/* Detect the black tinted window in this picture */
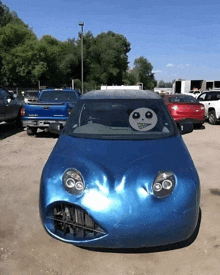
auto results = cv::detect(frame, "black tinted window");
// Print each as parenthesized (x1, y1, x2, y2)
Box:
(169, 95, 197, 103)
(40, 91, 78, 102)
(65, 99, 176, 140)
(0, 88, 10, 99)
(198, 93, 206, 101)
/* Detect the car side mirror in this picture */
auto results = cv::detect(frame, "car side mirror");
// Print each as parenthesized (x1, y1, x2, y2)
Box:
(177, 122, 193, 135)
(49, 123, 64, 135)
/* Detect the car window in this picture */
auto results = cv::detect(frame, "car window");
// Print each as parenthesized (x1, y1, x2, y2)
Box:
(39, 91, 78, 102)
(198, 93, 206, 101)
(65, 99, 176, 140)
(0, 87, 10, 99)
(206, 93, 213, 101)
(211, 92, 220, 100)
(169, 95, 198, 103)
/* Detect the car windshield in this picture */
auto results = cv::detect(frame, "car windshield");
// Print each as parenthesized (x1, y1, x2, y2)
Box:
(40, 91, 78, 102)
(64, 99, 176, 140)
(169, 95, 198, 103)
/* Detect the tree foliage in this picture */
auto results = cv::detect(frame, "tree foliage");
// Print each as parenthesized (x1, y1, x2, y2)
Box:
(89, 31, 130, 86)
(158, 80, 172, 88)
(0, 1, 157, 91)
(129, 56, 157, 90)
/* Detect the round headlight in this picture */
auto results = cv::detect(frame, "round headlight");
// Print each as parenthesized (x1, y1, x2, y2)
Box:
(153, 182, 162, 192)
(62, 168, 85, 195)
(162, 179, 173, 190)
(152, 171, 175, 198)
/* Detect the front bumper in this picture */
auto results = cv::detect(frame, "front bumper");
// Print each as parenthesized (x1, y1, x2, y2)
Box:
(22, 119, 67, 128)
(40, 181, 200, 248)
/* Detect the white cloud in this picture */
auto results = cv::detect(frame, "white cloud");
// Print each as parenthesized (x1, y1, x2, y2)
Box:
(166, 63, 174, 67)
(152, 70, 161, 73)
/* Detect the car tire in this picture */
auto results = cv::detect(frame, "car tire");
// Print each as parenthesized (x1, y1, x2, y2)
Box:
(27, 127, 37, 136)
(15, 111, 22, 128)
(208, 110, 217, 125)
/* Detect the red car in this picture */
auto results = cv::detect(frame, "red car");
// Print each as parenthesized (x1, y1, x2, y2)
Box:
(162, 94, 205, 127)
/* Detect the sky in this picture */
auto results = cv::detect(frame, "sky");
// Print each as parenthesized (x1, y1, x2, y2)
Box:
(2, 0, 220, 82)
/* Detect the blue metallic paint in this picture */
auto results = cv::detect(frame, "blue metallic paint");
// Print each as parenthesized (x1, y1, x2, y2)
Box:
(39, 134, 200, 248)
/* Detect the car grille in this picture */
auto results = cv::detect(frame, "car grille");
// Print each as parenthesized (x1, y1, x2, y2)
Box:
(46, 203, 106, 240)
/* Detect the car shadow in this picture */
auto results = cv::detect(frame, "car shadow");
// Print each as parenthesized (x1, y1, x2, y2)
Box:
(78, 209, 202, 254)
(0, 121, 23, 139)
(193, 124, 206, 130)
(35, 130, 59, 139)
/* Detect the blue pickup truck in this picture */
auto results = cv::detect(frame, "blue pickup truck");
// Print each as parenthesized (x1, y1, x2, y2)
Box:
(21, 88, 80, 135)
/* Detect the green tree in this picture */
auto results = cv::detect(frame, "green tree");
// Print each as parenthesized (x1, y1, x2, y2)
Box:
(59, 38, 80, 87)
(38, 35, 64, 87)
(0, 1, 158, 91)
(0, 21, 38, 86)
(157, 80, 172, 88)
(158, 80, 165, 88)
(131, 56, 157, 90)
(88, 31, 130, 85)
(0, 0, 12, 26)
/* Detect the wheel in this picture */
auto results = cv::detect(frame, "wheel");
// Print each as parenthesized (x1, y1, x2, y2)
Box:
(27, 127, 37, 135)
(15, 111, 22, 128)
(208, 110, 217, 125)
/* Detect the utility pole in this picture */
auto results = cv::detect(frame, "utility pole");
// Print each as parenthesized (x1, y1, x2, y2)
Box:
(79, 22, 84, 94)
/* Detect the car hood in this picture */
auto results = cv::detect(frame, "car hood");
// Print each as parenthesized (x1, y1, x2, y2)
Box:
(44, 134, 198, 191)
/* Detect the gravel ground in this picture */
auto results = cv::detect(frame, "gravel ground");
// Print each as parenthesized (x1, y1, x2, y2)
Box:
(1, 123, 220, 275)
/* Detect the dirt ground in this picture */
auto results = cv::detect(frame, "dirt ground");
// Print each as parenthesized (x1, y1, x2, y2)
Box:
(1, 123, 220, 275)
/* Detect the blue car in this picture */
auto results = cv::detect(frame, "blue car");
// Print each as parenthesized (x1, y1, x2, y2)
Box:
(39, 89, 201, 249)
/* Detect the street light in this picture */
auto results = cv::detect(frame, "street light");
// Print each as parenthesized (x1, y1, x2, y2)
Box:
(79, 22, 84, 94)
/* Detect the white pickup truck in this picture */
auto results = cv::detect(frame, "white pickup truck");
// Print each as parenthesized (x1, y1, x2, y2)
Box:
(197, 90, 220, 125)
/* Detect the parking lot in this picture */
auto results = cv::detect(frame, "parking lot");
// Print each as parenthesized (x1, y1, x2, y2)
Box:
(1, 123, 220, 275)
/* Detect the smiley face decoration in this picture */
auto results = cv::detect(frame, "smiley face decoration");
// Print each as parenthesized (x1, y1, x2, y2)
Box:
(129, 108, 158, 131)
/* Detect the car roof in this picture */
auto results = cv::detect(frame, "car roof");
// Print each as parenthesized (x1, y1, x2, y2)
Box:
(80, 89, 161, 100)
(165, 94, 194, 97)
(40, 88, 77, 92)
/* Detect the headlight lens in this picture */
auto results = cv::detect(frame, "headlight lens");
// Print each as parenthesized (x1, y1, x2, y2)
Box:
(152, 171, 175, 198)
(62, 168, 85, 195)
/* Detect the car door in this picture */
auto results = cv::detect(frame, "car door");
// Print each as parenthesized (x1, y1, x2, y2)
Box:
(198, 92, 209, 116)
(0, 87, 18, 120)
(0, 88, 6, 122)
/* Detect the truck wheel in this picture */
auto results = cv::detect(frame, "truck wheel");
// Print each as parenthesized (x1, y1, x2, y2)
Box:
(27, 127, 37, 136)
(208, 110, 217, 125)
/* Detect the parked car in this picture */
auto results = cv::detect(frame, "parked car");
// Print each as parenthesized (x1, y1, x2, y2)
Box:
(0, 85, 22, 124)
(39, 89, 201, 249)
(21, 88, 80, 135)
(162, 94, 205, 127)
(197, 90, 220, 125)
